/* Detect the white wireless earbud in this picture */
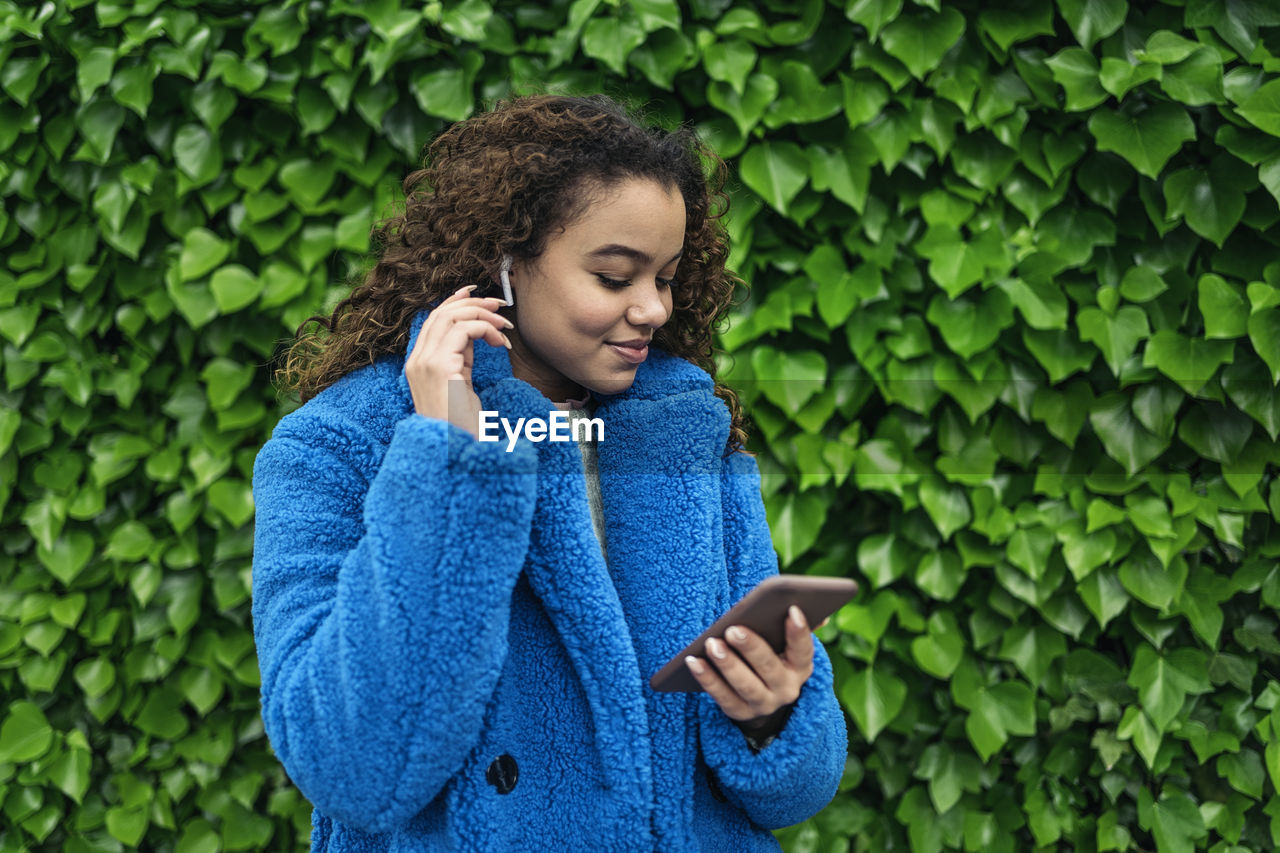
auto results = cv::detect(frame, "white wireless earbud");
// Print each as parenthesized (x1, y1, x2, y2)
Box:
(500, 255, 514, 307)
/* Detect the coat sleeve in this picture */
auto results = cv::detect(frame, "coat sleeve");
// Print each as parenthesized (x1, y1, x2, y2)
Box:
(251, 405, 538, 834)
(695, 450, 848, 830)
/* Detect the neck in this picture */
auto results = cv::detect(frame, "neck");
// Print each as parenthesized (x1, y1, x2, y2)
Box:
(506, 331, 587, 403)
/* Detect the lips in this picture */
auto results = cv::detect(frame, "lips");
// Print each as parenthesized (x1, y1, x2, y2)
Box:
(606, 339, 650, 365)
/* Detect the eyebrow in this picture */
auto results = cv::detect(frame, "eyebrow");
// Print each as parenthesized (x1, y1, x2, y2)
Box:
(586, 244, 683, 266)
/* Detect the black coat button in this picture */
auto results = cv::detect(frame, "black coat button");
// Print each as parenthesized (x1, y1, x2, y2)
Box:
(486, 754, 518, 794)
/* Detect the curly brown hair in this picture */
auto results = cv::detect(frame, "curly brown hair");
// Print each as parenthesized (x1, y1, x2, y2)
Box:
(275, 93, 749, 451)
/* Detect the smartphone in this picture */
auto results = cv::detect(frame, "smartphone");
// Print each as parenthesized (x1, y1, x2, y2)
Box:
(648, 575, 859, 693)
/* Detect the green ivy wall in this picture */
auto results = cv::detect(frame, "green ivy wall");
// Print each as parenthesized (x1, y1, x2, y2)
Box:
(2, 0, 1279, 850)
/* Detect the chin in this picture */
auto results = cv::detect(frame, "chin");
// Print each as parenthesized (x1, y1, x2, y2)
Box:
(582, 371, 639, 396)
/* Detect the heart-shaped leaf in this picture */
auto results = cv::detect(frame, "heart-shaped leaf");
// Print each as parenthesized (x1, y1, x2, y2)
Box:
(1087, 103, 1195, 179)
(1142, 330, 1235, 394)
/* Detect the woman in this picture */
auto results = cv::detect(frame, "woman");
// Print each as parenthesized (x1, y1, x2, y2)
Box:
(252, 94, 846, 851)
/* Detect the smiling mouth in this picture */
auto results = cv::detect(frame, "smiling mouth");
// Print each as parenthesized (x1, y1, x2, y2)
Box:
(606, 340, 649, 364)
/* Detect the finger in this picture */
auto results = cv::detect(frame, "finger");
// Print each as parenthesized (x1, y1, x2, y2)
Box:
(416, 297, 509, 355)
(704, 637, 771, 711)
(723, 625, 787, 690)
(783, 605, 815, 669)
(442, 320, 511, 355)
(684, 655, 753, 720)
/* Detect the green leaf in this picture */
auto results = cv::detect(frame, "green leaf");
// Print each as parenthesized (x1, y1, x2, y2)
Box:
(1120, 266, 1168, 303)
(105, 520, 155, 561)
(703, 38, 756, 94)
(1198, 274, 1249, 338)
(1248, 306, 1280, 384)
(1119, 549, 1187, 612)
(44, 743, 91, 804)
(1117, 706, 1162, 769)
(998, 622, 1066, 685)
(1087, 103, 1195, 179)
(37, 529, 95, 586)
(1090, 393, 1169, 475)
(1237, 79, 1280, 137)
(1078, 567, 1129, 628)
(1222, 356, 1280, 440)
(767, 489, 826, 566)
(1077, 305, 1151, 376)
(106, 805, 149, 847)
(1142, 330, 1235, 394)
(1127, 644, 1209, 732)
(880, 8, 965, 80)
(1037, 204, 1115, 266)
(0, 700, 53, 765)
(952, 661, 1036, 760)
(918, 478, 972, 540)
(915, 550, 966, 601)
(200, 358, 255, 411)
(75, 97, 126, 162)
(1098, 57, 1161, 100)
(911, 611, 965, 678)
(1136, 30, 1200, 65)
(1045, 48, 1107, 111)
(74, 657, 116, 698)
(210, 265, 263, 314)
(77, 46, 116, 101)
(839, 664, 907, 741)
(1178, 404, 1254, 464)
(926, 290, 1014, 359)
(1056, 0, 1127, 49)
(707, 73, 777, 137)
(410, 66, 476, 122)
(178, 228, 230, 282)
(581, 16, 647, 75)
(177, 818, 221, 853)
(172, 124, 222, 186)
(857, 532, 914, 588)
(1160, 47, 1224, 106)
(845, 0, 904, 40)
(979, 3, 1055, 51)
(1006, 525, 1054, 581)
(1137, 788, 1207, 853)
(1217, 749, 1264, 800)
(1031, 381, 1091, 447)
(1163, 158, 1249, 247)
(1023, 328, 1095, 383)
(739, 141, 809, 215)
(278, 157, 338, 210)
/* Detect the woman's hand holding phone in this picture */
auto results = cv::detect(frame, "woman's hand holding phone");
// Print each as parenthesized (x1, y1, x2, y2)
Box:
(684, 605, 816, 731)
(405, 285, 512, 438)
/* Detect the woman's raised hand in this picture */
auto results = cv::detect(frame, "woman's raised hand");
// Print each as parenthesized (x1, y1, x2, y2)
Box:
(405, 285, 512, 438)
(684, 605, 817, 735)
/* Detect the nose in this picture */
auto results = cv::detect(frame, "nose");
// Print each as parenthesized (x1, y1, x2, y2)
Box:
(625, 279, 672, 329)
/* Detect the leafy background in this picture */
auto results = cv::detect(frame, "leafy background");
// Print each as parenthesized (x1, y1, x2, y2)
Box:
(3, 0, 1280, 850)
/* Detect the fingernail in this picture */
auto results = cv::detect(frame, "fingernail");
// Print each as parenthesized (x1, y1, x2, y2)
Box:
(727, 626, 746, 643)
(457, 285, 476, 294)
(708, 639, 727, 660)
(789, 605, 805, 628)
(685, 656, 704, 675)
(503, 318, 514, 329)
(503, 334, 512, 350)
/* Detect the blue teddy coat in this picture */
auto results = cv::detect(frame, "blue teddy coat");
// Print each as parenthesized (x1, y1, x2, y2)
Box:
(250, 308, 848, 851)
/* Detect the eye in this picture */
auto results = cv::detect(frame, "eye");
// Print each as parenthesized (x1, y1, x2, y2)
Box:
(595, 274, 630, 289)
(656, 276, 678, 289)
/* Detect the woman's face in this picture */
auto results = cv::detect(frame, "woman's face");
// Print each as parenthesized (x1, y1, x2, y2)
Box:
(506, 177, 686, 400)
